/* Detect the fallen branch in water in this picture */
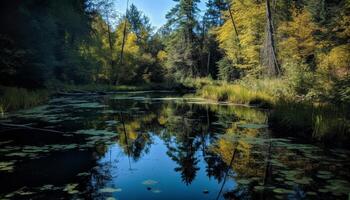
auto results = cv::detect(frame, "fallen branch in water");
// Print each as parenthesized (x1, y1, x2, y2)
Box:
(0, 123, 66, 134)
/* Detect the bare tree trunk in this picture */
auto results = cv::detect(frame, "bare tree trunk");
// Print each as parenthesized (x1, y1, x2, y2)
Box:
(207, 51, 211, 76)
(106, 15, 115, 84)
(228, 4, 240, 44)
(228, 1, 242, 64)
(263, 0, 281, 76)
(118, 0, 130, 84)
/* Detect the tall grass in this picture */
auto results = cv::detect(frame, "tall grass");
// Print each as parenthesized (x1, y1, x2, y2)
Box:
(181, 77, 219, 89)
(198, 84, 275, 106)
(238, 77, 296, 99)
(0, 86, 49, 113)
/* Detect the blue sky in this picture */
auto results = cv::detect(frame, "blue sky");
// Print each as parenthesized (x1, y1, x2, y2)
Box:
(115, 0, 207, 29)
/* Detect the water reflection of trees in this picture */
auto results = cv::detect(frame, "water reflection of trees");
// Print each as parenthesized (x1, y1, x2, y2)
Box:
(109, 99, 270, 190)
(81, 97, 350, 199)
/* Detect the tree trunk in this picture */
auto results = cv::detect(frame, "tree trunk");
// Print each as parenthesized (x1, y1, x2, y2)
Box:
(227, 1, 242, 64)
(106, 16, 115, 84)
(118, 0, 130, 84)
(264, 0, 281, 76)
(228, 4, 240, 44)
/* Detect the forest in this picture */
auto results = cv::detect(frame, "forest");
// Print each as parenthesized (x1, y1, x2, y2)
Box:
(0, 0, 349, 199)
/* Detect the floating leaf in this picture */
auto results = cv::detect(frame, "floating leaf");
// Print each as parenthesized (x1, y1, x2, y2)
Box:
(64, 183, 79, 194)
(77, 172, 90, 177)
(254, 186, 265, 191)
(273, 188, 294, 194)
(142, 179, 158, 185)
(152, 189, 162, 194)
(237, 124, 268, 129)
(236, 179, 251, 185)
(306, 192, 317, 196)
(0, 161, 15, 172)
(295, 177, 313, 185)
(99, 187, 122, 193)
(39, 185, 54, 191)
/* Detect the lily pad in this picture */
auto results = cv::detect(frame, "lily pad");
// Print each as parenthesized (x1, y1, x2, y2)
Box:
(254, 186, 265, 191)
(99, 187, 122, 193)
(152, 189, 162, 194)
(0, 161, 15, 172)
(237, 124, 268, 129)
(273, 188, 294, 194)
(64, 183, 79, 194)
(236, 179, 251, 185)
(306, 192, 317, 196)
(142, 179, 158, 185)
(39, 185, 55, 191)
(77, 172, 90, 177)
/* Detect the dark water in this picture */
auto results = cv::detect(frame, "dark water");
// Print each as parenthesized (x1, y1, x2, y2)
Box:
(0, 92, 349, 200)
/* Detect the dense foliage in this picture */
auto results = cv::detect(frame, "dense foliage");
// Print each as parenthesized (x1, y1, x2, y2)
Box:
(0, 0, 349, 104)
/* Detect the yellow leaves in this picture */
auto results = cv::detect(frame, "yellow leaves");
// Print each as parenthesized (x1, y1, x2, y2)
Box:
(157, 50, 167, 62)
(216, 0, 265, 69)
(124, 33, 140, 55)
(318, 44, 350, 77)
(278, 8, 318, 64)
(334, 14, 350, 39)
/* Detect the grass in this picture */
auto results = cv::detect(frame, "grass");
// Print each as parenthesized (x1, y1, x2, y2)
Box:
(181, 77, 219, 89)
(0, 86, 49, 113)
(237, 77, 295, 99)
(197, 84, 275, 106)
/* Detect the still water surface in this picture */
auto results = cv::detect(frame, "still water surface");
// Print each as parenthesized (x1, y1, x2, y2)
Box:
(0, 92, 349, 199)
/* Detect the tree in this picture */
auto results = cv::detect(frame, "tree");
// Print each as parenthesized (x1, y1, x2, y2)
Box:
(164, 0, 201, 78)
(205, 0, 228, 27)
(199, 0, 228, 78)
(216, 0, 265, 77)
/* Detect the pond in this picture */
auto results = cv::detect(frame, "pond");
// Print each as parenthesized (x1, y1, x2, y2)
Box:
(0, 92, 349, 200)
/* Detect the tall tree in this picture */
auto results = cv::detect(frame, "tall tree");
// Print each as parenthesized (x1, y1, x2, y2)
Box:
(164, 0, 201, 78)
(200, 0, 228, 77)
